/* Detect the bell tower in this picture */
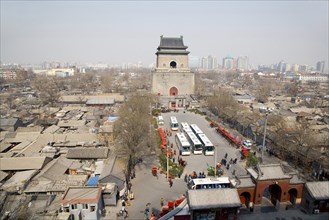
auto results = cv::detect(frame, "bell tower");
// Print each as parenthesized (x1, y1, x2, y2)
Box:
(152, 35, 195, 98)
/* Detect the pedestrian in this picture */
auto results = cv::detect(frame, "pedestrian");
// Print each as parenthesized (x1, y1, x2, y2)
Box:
(230, 158, 233, 164)
(169, 180, 173, 187)
(160, 198, 164, 206)
(184, 174, 188, 182)
(174, 149, 176, 155)
(122, 206, 129, 218)
(178, 171, 181, 178)
(150, 212, 156, 220)
(122, 199, 126, 207)
(226, 164, 230, 170)
(173, 157, 175, 163)
(224, 153, 228, 159)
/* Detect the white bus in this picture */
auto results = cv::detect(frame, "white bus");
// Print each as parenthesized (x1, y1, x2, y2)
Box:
(185, 131, 203, 155)
(190, 124, 203, 135)
(175, 132, 191, 156)
(180, 122, 192, 133)
(198, 133, 215, 156)
(157, 115, 164, 125)
(188, 177, 231, 190)
(170, 116, 179, 131)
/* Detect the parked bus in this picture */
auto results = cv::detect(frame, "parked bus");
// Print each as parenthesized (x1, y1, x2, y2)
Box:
(185, 131, 203, 155)
(175, 132, 191, 156)
(180, 122, 192, 133)
(170, 116, 179, 131)
(190, 124, 203, 135)
(197, 133, 215, 156)
(157, 115, 164, 125)
(188, 177, 231, 190)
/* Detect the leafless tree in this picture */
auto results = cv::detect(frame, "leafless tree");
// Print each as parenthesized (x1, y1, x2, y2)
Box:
(113, 93, 156, 182)
(255, 79, 272, 103)
(32, 75, 60, 106)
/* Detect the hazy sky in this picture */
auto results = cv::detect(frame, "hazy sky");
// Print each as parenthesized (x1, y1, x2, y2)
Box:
(1, 1, 328, 67)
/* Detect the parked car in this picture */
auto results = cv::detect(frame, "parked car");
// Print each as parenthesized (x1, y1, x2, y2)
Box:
(242, 140, 252, 150)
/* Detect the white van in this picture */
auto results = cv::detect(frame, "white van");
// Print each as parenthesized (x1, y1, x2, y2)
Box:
(157, 115, 164, 125)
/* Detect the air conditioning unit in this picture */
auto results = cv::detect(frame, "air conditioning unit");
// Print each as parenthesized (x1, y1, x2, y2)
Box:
(313, 209, 320, 214)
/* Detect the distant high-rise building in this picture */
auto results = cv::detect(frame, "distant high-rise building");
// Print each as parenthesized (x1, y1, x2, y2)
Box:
(299, 64, 309, 72)
(237, 56, 249, 70)
(316, 61, 325, 73)
(200, 57, 207, 69)
(277, 60, 286, 73)
(292, 64, 299, 72)
(207, 55, 213, 70)
(284, 63, 291, 72)
(222, 55, 234, 70)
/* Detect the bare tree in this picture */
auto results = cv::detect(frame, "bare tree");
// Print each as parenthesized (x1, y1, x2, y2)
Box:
(113, 93, 155, 183)
(32, 75, 60, 106)
(255, 79, 272, 103)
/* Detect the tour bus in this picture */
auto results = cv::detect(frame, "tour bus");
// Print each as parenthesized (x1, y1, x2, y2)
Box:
(188, 177, 231, 190)
(157, 115, 164, 125)
(185, 131, 203, 155)
(197, 133, 215, 156)
(180, 122, 192, 133)
(175, 132, 191, 156)
(190, 124, 203, 135)
(170, 116, 179, 131)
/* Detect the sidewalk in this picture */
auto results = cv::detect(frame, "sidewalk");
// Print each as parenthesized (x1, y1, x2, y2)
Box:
(125, 154, 188, 220)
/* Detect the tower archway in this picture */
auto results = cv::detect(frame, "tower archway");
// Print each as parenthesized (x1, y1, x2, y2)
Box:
(170, 61, 177, 68)
(240, 192, 251, 207)
(263, 184, 282, 206)
(288, 188, 297, 205)
(169, 87, 178, 96)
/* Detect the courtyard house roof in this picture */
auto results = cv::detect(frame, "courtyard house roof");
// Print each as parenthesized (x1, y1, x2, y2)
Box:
(66, 147, 109, 159)
(187, 189, 241, 210)
(305, 181, 329, 200)
(247, 164, 291, 181)
(0, 156, 50, 171)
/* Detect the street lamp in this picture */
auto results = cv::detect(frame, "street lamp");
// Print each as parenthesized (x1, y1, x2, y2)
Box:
(261, 108, 271, 163)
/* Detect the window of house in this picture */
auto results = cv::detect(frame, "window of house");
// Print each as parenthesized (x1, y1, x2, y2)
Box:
(90, 206, 96, 212)
(71, 204, 77, 210)
(82, 204, 88, 209)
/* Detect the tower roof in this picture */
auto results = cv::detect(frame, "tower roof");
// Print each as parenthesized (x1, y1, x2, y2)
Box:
(158, 35, 188, 49)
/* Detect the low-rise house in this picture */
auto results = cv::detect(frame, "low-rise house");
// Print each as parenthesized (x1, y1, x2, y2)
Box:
(66, 147, 109, 160)
(187, 189, 242, 220)
(0, 118, 23, 132)
(60, 186, 105, 220)
(1, 170, 38, 194)
(0, 156, 51, 171)
(301, 181, 329, 213)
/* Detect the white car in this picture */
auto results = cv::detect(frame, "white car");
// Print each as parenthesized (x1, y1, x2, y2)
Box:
(242, 140, 252, 150)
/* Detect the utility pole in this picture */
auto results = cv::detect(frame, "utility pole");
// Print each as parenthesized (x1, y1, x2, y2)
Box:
(261, 110, 269, 163)
(167, 145, 169, 181)
(214, 145, 217, 176)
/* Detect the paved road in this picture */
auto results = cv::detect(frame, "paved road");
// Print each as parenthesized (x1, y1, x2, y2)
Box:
(114, 110, 304, 220)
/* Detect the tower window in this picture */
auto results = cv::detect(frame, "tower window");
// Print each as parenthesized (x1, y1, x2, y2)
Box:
(170, 61, 177, 68)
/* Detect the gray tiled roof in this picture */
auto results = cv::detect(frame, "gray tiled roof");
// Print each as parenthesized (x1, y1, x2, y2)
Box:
(187, 188, 241, 210)
(236, 175, 255, 188)
(247, 164, 291, 181)
(66, 147, 109, 159)
(158, 36, 188, 49)
(0, 156, 50, 171)
(305, 181, 329, 200)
